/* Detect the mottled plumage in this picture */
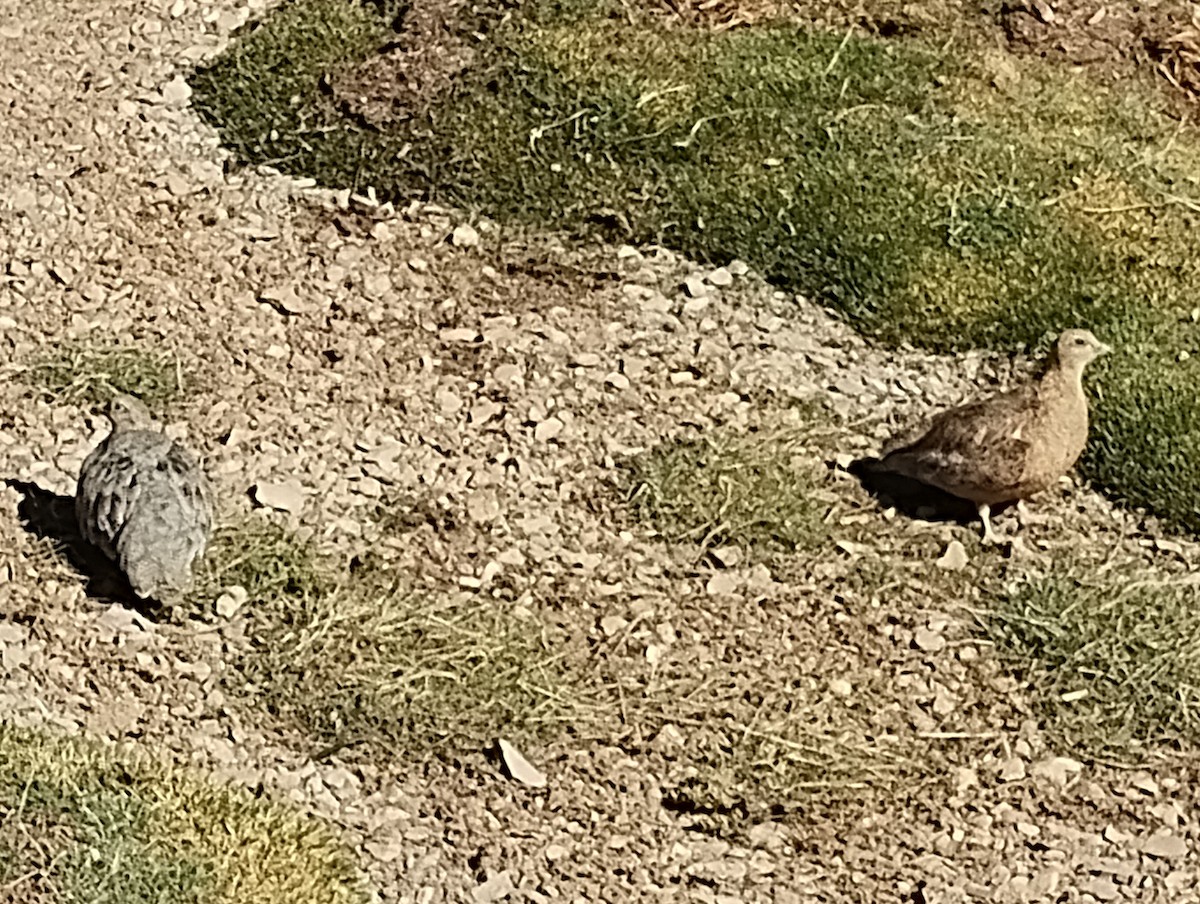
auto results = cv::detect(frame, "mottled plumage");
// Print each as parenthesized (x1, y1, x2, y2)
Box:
(867, 329, 1110, 542)
(75, 394, 213, 600)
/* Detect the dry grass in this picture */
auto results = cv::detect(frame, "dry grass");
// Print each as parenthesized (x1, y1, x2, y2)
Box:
(193, 519, 600, 754)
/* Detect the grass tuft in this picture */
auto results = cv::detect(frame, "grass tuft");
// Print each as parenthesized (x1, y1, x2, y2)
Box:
(625, 426, 827, 550)
(0, 724, 363, 904)
(987, 575, 1200, 754)
(23, 345, 185, 412)
(193, 519, 592, 754)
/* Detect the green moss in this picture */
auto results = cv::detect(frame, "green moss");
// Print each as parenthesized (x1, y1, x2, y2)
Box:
(625, 426, 827, 550)
(988, 575, 1200, 754)
(24, 345, 185, 411)
(191, 0, 1200, 533)
(0, 725, 363, 904)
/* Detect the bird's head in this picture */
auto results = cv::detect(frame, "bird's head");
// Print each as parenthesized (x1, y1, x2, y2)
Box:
(106, 393, 155, 432)
(1053, 328, 1111, 371)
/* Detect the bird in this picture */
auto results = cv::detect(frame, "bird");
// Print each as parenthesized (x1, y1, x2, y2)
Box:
(75, 393, 214, 601)
(861, 328, 1110, 543)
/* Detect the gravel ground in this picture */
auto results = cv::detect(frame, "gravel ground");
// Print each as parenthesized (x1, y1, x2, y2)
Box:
(2, 1, 1200, 902)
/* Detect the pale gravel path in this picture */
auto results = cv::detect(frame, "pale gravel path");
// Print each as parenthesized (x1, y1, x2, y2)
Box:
(2, 2, 1200, 902)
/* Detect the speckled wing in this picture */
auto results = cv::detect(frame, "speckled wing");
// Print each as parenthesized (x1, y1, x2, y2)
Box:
(76, 430, 213, 596)
(878, 387, 1040, 501)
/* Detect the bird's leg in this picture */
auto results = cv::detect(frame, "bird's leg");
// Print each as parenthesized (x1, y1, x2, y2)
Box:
(978, 503, 998, 546)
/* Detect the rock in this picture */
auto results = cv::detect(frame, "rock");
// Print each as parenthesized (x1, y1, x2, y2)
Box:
(534, 417, 564, 442)
(451, 223, 480, 247)
(215, 585, 248, 618)
(1142, 833, 1187, 860)
(1080, 878, 1119, 901)
(683, 276, 708, 298)
(159, 76, 192, 105)
(1031, 756, 1083, 788)
(707, 267, 733, 287)
(498, 740, 546, 788)
(472, 870, 516, 904)
(914, 627, 946, 653)
(251, 480, 306, 513)
(935, 540, 969, 571)
(600, 615, 628, 637)
(709, 546, 742, 568)
(706, 572, 740, 595)
(998, 756, 1027, 782)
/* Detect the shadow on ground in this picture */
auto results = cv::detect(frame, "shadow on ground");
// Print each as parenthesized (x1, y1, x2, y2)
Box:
(4, 477, 151, 612)
(847, 457, 1010, 529)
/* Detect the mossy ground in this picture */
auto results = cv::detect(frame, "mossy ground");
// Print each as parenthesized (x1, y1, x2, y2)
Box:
(0, 725, 363, 904)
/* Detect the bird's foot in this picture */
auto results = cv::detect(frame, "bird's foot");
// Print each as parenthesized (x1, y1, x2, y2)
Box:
(978, 504, 1001, 546)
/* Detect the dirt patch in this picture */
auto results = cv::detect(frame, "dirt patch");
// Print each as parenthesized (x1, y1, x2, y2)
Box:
(324, 0, 476, 128)
(997, 1, 1200, 102)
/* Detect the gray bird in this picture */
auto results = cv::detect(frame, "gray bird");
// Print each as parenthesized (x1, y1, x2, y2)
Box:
(864, 329, 1110, 543)
(75, 394, 214, 600)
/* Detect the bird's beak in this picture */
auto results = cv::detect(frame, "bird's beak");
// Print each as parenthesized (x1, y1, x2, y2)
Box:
(1097, 342, 1112, 356)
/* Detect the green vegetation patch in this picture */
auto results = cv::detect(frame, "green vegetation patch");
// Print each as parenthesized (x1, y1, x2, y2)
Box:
(191, 0, 1200, 534)
(24, 345, 185, 412)
(194, 520, 592, 754)
(0, 724, 362, 904)
(625, 426, 828, 550)
(987, 575, 1200, 755)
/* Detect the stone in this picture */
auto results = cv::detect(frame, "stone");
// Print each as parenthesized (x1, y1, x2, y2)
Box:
(251, 480, 306, 512)
(451, 223, 480, 247)
(935, 540, 969, 571)
(499, 740, 546, 788)
(707, 267, 733, 287)
(1142, 833, 1187, 860)
(997, 756, 1027, 782)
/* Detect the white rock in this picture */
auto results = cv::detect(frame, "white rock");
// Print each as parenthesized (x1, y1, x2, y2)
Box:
(914, 626, 946, 652)
(473, 871, 516, 904)
(997, 756, 1027, 782)
(936, 540, 969, 571)
(498, 740, 546, 788)
(1031, 756, 1083, 787)
(215, 585, 248, 618)
(707, 267, 734, 287)
(600, 615, 628, 637)
(251, 480, 306, 512)
(159, 76, 192, 105)
(534, 418, 564, 442)
(706, 572, 739, 595)
(451, 223, 480, 247)
(1142, 832, 1188, 860)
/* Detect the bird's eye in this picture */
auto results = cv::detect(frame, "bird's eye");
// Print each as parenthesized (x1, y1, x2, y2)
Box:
(1074, 337, 1086, 345)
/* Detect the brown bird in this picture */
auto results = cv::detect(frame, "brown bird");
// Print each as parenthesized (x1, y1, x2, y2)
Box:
(864, 329, 1110, 543)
